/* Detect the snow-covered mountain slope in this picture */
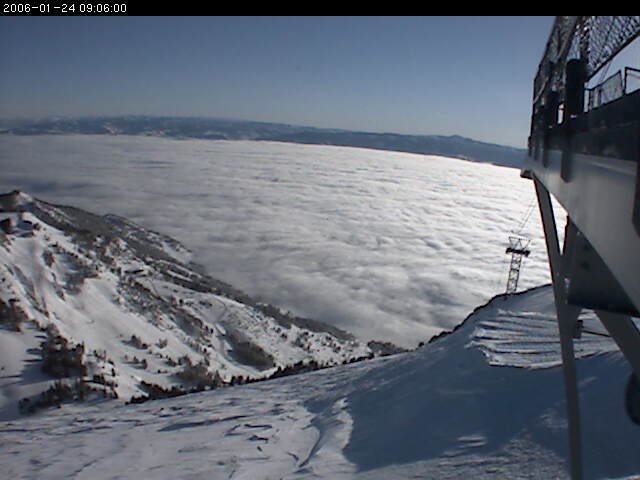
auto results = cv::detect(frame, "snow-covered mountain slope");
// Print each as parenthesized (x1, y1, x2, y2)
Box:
(2, 285, 638, 479)
(0, 191, 375, 418)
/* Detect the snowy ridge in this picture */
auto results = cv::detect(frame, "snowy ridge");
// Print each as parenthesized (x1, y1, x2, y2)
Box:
(1, 284, 638, 479)
(0, 191, 373, 418)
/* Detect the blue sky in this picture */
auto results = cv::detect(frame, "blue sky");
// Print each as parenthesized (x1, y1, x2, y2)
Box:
(0, 16, 554, 147)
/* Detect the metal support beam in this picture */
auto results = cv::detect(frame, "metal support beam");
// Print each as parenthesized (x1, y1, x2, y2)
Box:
(534, 177, 584, 480)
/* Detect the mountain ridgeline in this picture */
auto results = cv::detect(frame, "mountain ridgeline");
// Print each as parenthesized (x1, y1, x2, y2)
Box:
(0, 116, 526, 168)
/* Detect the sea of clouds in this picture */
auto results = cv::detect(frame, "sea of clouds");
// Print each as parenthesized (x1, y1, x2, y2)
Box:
(0, 135, 557, 347)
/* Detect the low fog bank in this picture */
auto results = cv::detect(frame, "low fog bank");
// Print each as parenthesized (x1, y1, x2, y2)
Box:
(0, 135, 550, 347)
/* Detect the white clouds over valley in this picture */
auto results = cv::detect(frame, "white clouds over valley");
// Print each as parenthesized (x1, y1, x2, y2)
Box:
(0, 135, 555, 347)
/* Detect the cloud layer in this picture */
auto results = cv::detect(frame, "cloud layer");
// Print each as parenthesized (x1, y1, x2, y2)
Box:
(0, 135, 555, 347)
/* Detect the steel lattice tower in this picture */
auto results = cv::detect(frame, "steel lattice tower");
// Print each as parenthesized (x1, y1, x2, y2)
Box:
(505, 235, 531, 294)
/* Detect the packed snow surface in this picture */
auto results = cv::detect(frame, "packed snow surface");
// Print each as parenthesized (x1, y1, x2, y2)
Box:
(0, 135, 558, 347)
(2, 286, 638, 479)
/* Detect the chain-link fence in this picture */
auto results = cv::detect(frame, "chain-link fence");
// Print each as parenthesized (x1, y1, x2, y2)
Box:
(533, 16, 640, 112)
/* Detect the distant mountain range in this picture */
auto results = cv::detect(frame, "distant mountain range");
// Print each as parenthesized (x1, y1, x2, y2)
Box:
(0, 116, 526, 168)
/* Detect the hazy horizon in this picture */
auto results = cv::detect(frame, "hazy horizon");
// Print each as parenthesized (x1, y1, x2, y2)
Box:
(0, 16, 555, 148)
(0, 114, 530, 151)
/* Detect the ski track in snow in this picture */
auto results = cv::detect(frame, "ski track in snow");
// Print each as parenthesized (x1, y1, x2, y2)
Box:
(1, 285, 639, 479)
(0, 135, 563, 348)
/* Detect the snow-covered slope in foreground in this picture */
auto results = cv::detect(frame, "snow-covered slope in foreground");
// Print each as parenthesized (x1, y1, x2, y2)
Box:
(2, 285, 638, 479)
